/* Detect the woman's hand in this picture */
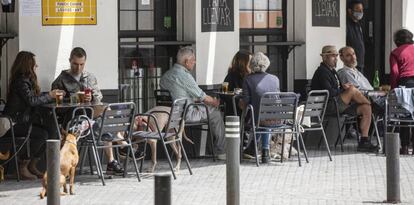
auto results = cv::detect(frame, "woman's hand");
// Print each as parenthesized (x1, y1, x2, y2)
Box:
(49, 89, 65, 98)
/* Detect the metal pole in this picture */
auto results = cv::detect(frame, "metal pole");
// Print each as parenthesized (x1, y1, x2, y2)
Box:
(154, 174, 171, 205)
(385, 132, 401, 203)
(47, 139, 60, 205)
(226, 116, 240, 205)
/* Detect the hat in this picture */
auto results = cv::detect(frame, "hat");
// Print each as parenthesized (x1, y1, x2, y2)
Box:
(320, 45, 338, 56)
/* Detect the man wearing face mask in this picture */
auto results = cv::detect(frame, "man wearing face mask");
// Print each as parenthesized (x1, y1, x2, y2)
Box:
(346, 0, 365, 73)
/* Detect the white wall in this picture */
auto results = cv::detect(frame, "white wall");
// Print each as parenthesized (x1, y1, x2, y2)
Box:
(193, 0, 239, 85)
(290, 0, 346, 80)
(18, 1, 118, 91)
(403, 0, 414, 34)
(305, 0, 346, 79)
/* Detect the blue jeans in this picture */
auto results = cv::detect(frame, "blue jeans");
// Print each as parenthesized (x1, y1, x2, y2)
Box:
(256, 128, 271, 150)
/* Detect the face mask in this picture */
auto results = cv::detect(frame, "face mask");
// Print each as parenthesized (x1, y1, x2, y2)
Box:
(353, 11, 363, 20)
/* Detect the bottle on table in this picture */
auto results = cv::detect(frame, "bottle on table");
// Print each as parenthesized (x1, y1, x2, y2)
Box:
(373, 70, 380, 90)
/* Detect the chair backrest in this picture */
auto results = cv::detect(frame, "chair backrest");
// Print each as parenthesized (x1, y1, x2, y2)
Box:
(302, 90, 329, 124)
(164, 98, 188, 135)
(386, 89, 413, 120)
(154, 89, 173, 107)
(257, 92, 298, 127)
(97, 102, 136, 140)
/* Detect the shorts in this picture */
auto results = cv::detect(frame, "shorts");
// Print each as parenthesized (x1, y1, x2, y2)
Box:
(326, 97, 357, 115)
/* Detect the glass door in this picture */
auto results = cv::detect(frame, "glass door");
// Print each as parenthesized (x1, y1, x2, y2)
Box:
(118, 0, 178, 112)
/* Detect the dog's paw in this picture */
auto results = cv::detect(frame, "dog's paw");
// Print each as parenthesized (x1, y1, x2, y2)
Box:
(60, 192, 67, 196)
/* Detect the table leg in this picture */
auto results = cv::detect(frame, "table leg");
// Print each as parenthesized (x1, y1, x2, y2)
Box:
(52, 108, 62, 139)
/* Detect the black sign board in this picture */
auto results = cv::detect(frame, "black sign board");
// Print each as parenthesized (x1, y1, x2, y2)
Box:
(201, 0, 234, 32)
(312, 0, 340, 27)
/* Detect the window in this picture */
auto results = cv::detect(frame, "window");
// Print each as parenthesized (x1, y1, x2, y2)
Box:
(239, 0, 287, 90)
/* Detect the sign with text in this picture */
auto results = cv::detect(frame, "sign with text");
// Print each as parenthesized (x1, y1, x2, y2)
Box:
(312, 0, 340, 27)
(201, 0, 234, 32)
(42, 0, 97, 25)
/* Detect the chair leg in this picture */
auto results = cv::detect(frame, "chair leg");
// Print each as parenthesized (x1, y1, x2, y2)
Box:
(252, 129, 259, 167)
(371, 114, 383, 152)
(288, 133, 292, 159)
(299, 133, 309, 163)
(87, 147, 94, 175)
(296, 133, 302, 167)
(179, 139, 193, 175)
(91, 145, 105, 186)
(127, 143, 141, 182)
(282, 134, 287, 163)
(11, 136, 20, 181)
(161, 139, 177, 179)
(321, 128, 333, 161)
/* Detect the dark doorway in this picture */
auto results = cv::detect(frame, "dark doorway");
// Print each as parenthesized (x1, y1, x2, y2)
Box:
(356, 0, 386, 83)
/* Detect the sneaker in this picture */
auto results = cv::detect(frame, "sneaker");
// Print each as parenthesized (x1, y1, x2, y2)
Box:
(119, 147, 145, 159)
(106, 160, 124, 175)
(261, 149, 270, 163)
(357, 141, 379, 152)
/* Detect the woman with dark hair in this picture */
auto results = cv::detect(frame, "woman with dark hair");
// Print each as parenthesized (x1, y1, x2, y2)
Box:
(389, 28, 414, 154)
(3, 51, 63, 179)
(224, 50, 252, 91)
(222, 50, 252, 115)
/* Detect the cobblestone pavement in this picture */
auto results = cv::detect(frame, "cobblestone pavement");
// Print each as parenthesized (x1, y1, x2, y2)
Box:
(1, 145, 414, 205)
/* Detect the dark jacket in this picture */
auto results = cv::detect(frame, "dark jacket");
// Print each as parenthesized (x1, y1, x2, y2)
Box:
(4, 76, 53, 123)
(51, 70, 103, 103)
(311, 63, 342, 98)
(346, 18, 365, 70)
(224, 71, 244, 91)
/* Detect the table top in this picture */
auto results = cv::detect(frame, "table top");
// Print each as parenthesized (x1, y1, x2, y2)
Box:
(42, 102, 107, 109)
(213, 91, 243, 96)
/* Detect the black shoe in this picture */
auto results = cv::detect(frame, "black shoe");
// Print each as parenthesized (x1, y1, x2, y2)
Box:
(106, 160, 124, 175)
(261, 149, 270, 163)
(357, 141, 378, 152)
(119, 147, 145, 160)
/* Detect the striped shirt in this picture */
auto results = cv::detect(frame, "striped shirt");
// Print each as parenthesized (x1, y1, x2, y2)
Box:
(160, 63, 206, 102)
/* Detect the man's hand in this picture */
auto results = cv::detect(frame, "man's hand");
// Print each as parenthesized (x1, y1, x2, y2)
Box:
(85, 93, 92, 102)
(342, 83, 354, 90)
(203, 95, 220, 107)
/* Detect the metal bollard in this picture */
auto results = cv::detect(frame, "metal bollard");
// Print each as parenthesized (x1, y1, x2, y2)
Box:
(385, 133, 401, 203)
(226, 116, 240, 205)
(47, 140, 60, 205)
(154, 174, 171, 205)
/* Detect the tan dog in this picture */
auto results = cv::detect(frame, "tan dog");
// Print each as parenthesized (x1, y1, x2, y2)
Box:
(40, 130, 79, 199)
(0, 151, 10, 181)
(135, 106, 193, 173)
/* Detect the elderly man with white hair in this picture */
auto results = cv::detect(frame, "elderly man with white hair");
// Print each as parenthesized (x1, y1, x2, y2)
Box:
(160, 46, 226, 159)
(240, 52, 280, 163)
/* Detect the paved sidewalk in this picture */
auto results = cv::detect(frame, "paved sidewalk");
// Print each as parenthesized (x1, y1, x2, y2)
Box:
(1, 146, 414, 205)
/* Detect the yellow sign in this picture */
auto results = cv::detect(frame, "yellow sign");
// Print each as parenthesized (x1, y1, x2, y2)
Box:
(42, 0, 97, 25)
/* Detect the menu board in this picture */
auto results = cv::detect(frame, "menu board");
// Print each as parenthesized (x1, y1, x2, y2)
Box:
(312, 0, 340, 27)
(201, 0, 234, 32)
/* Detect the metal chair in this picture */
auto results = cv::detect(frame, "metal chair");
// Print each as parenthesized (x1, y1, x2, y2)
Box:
(0, 114, 23, 181)
(301, 90, 332, 161)
(241, 92, 308, 167)
(79, 102, 140, 185)
(133, 98, 192, 179)
(385, 89, 414, 146)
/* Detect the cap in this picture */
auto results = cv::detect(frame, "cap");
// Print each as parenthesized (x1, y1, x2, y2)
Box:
(320, 45, 339, 56)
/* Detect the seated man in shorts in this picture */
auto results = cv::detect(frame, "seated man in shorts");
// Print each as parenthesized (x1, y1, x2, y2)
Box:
(311, 45, 376, 152)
